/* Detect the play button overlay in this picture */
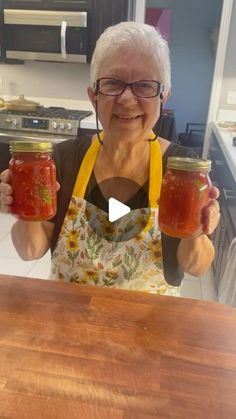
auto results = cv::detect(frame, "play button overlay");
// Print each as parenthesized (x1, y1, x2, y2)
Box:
(108, 198, 130, 222)
(85, 177, 151, 242)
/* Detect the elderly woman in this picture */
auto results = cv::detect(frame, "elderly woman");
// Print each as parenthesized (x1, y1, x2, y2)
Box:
(0, 22, 220, 296)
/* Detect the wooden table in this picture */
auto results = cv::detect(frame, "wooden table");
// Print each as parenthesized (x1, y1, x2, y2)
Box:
(0, 274, 236, 418)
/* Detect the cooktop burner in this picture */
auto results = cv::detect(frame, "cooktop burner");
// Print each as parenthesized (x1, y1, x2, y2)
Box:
(0, 106, 92, 120)
(0, 106, 93, 136)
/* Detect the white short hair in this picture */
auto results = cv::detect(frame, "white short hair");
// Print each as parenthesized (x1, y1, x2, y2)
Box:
(90, 21, 171, 93)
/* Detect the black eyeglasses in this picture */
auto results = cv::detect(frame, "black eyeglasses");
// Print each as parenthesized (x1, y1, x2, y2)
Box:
(94, 78, 163, 98)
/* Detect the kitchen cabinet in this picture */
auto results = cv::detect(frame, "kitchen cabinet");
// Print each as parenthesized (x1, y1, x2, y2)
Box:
(50, 0, 91, 11)
(2, 1, 90, 8)
(89, 0, 135, 60)
(208, 132, 236, 294)
(2, 0, 44, 7)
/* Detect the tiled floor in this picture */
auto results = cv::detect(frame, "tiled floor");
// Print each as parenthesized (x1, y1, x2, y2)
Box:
(0, 212, 216, 301)
(0, 212, 51, 279)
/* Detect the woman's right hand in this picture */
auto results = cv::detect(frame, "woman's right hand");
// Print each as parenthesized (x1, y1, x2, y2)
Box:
(0, 169, 13, 213)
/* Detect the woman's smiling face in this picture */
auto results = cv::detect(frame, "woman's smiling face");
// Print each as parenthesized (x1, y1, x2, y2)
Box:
(88, 49, 163, 143)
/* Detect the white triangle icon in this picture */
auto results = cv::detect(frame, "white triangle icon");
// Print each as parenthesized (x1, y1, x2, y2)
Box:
(108, 197, 131, 222)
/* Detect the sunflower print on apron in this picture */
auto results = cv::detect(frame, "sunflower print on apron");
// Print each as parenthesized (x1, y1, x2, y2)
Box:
(50, 131, 180, 296)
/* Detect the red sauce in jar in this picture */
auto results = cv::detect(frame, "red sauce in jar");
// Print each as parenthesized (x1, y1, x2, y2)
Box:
(9, 141, 57, 221)
(158, 157, 211, 238)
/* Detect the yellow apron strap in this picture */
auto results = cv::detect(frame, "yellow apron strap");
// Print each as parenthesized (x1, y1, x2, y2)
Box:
(73, 130, 162, 206)
(72, 133, 103, 198)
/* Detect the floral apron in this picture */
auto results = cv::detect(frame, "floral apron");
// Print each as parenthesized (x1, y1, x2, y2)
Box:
(50, 131, 180, 296)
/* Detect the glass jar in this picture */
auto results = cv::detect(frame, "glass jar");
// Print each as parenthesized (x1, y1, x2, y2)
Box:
(158, 157, 212, 238)
(9, 141, 57, 221)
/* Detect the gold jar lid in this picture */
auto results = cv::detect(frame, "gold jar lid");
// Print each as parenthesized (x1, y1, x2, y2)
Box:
(167, 157, 211, 172)
(10, 141, 53, 153)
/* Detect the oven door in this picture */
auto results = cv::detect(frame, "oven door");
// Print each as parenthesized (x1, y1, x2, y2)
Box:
(4, 9, 88, 63)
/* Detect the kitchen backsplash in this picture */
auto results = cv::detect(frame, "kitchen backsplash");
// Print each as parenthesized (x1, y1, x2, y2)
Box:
(0, 61, 91, 101)
(218, 1, 236, 110)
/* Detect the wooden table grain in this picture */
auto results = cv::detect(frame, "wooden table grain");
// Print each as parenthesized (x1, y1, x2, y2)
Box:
(0, 274, 236, 419)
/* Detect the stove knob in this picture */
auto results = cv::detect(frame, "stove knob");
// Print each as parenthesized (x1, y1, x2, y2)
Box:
(52, 121, 58, 130)
(67, 123, 72, 131)
(12, 118, 18, 126)
(59, 123, 65, 130)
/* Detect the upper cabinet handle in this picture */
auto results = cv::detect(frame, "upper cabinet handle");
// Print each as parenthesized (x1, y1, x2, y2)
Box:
(61, 21, 67, 59)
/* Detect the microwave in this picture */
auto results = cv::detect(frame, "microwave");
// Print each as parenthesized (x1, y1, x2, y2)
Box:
(3, 9, 88, 63)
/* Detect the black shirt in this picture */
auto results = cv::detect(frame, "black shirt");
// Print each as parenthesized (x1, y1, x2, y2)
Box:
(51, 134, 196, 286)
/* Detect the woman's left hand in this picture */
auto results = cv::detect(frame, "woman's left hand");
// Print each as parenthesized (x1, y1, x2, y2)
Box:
(201, 186, 220, 235)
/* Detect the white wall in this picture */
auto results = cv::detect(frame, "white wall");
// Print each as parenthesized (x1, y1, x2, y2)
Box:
(145, 0, 223, 133)
(0, 61, 91, 101)
(219, 0, 236, 110)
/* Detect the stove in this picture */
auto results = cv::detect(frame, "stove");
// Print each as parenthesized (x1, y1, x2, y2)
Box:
(0, 106, 93, 139)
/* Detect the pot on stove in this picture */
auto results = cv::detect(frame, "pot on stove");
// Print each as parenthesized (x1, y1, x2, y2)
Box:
(0, 95, 41, 112)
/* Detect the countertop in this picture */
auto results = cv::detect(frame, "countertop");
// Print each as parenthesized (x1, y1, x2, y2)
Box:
(1, 274, 236, 418)
(212, 122, 236, 183)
